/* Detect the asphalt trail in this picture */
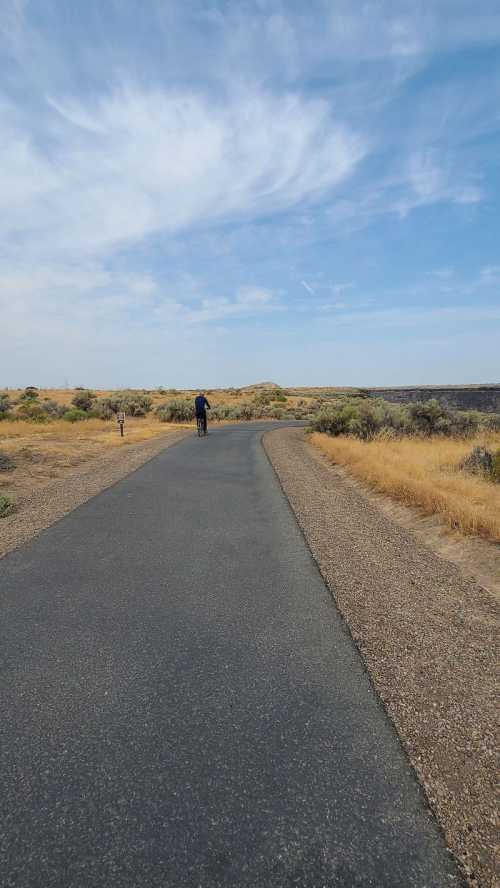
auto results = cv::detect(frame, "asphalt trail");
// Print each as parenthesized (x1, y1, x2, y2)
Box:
(1, 423, 462, 887)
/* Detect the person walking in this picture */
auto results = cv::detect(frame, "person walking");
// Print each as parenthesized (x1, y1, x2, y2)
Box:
(194, 392, 211, 435)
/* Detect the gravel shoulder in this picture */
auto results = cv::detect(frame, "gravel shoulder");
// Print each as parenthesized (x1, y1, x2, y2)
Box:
(0, 429, 190, 559)
(264, 428, 499, 888)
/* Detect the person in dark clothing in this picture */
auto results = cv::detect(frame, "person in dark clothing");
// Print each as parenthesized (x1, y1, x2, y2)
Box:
(194, 392, 211, 434)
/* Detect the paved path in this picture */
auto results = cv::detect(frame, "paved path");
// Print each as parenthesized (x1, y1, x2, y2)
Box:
(1, 424, 462, 887)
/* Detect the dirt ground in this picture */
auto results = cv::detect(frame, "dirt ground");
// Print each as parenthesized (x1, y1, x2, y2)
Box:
(264, 428, 499, 888)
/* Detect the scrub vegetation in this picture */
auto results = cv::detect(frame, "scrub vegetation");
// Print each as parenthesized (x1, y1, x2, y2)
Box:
(308, 398, 500, 541)
(2, 386, 499, 545)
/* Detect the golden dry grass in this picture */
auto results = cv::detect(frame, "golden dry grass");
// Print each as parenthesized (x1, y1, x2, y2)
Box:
(0, 416, 190, 506)
(0, 416, 185, 447)
(4, 386, 316, 412)
(311, 431, 500, 543)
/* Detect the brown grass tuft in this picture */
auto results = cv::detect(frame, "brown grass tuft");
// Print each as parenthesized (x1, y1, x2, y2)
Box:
(311, 431, 500, 543)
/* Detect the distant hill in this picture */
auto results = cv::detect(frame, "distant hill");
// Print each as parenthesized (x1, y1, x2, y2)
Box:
(241, 381, 281, 390)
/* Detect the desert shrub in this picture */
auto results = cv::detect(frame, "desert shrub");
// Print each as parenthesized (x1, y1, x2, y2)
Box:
(252, 390, 275, 407)
(273, 394, 287, 403)
(0, 452, 16, 472)
(17, 401, 50, 423)
(20, 386, 39, 401)
(0, 495, 15, 518)
(239, 402, 258, 420)
(406, 402, 480, 437)
(492, 451, 500, 482)
(40, 399, 65, 418)
(461, 446, 500, 482)
(406, 399, 449, 435)
(0, 394, 12, 417)
(89, 399, 113, 420)
(270, 407, 285, 419)
(483, 413, 500, 431)
(117, 392, 152, 416)
(156, 399, 195, 422)
(210, 404, 240, 421)
(310, 400, 361, 435)
(93, 391, 153, 417)
(309, 397, 483, 440)
(71, 390, 95, 412)
(62, 407, 89, 423)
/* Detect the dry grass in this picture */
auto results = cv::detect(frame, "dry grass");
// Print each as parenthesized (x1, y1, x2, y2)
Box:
(0, 416, 186, 445)
(311, 431, 500, 543)
(0, 417, 187, 504)
(4, 386, 316, 412)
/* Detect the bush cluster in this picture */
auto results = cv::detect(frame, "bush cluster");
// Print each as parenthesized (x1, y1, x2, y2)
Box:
(156, 400, 195, 422)
(0, 494, 15, 518)
(19, 386, 39, 401)
(0, 394, 11, 418)
(155, 398, 310, 423)
(92, 391, 153, 418)
(71, 390, 95, 412)
(309, 398, 497, 440)
(461, 445, 500, 483)
(63, 407, 89, 423)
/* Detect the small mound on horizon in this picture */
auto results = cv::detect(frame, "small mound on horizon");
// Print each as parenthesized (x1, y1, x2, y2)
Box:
(242, 381, 281, 390)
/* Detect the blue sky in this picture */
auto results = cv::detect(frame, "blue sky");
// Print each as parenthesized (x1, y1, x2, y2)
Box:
(1, 0, 499, 388)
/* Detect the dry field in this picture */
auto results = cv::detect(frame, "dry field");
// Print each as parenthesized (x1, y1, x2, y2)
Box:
(0, 416, 186, 506)
(3, 385, 322, 411)
(0, 383, 305, 510)
(310, 431, 500, 543)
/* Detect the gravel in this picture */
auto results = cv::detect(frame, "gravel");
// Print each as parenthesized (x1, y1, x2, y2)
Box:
(0, 430, 190, 559)
(264, 428, 499, 888)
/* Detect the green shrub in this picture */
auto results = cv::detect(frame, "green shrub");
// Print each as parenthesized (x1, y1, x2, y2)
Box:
(17, 401, 50, 423)
(239, 402, 258, 420)
(0, 394, 11, 418)
(93, 391, 153, 418)
(310, 400, 360, 435)
(210, 404, 238, 421)
(20, 386, 39, 401)
(156, 399, 195, 422)
(62, 408, 89, 423)
(90, 399, 114, 420)
(0, 495, 15, 518)
(407, 399, 449, 435)
(252, 390, 275, 407)
(40, 399, 66, 418)
(309, 397, 481, 440)
(71, 390, 95, 412)
(484, 414, 500, 431)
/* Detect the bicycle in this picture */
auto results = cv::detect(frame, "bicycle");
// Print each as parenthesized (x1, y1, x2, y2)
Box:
(196, 415, 207, 437)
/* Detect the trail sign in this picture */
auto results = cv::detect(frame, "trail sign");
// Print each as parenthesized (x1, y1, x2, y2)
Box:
(117, 412, 125, 437)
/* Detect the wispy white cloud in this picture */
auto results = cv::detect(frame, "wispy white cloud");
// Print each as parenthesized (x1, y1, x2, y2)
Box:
(0, 0, 499, 385)
(324, 304, 500, 329)
(301, 280, 316, 296)
(0, 85, 365, 258)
